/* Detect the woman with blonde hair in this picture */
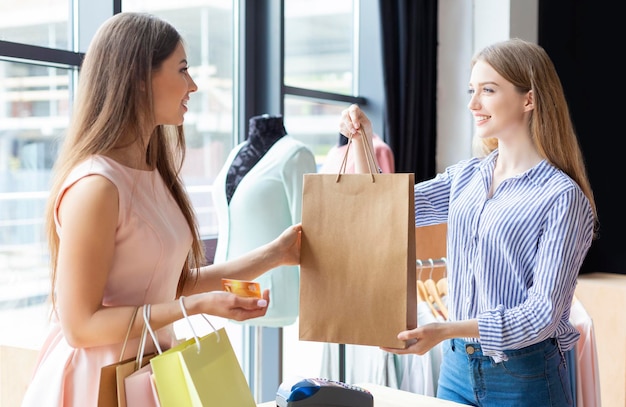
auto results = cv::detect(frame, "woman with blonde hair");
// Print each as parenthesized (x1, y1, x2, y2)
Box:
(340, 38, 597, 406)
(22, 12, 301, 406)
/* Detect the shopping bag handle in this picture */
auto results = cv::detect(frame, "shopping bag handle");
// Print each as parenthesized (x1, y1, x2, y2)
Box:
(179, 296, 220, 354)
(143, 297, 220, 356)
(137, 304, 156, 369)
(114, 304, 152, 371)
(337, 128, 378, 183)
(143, 303, 163, 356)
(118, 305, 140, 363)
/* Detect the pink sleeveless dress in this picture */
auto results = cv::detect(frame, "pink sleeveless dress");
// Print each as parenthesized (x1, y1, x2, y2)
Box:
(21, 155, 192, 407)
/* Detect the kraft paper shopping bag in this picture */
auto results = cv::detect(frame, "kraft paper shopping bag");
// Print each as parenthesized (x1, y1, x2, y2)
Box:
(148, 297, 256, 407)
(98, 356, 136, 407)
(299, 131, 417, 349)
(98, 306, 141, 407)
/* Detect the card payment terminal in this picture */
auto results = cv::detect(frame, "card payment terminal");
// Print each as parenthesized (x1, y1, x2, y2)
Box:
(276, 377, 373, 407)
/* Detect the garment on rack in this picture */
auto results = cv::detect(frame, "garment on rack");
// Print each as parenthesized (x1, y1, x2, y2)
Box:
(319, 299, 445, 396)
(320, 133, 395, 173)
(320, 344, 401, 388)
(398, 301, 445, 396)
(213, 114, 317, 327)
(569, 298, 601, 407)
(416, 258, 448, 321)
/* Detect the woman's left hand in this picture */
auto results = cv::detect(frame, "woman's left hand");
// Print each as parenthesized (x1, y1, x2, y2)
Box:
(189, 289, 271, 321)
(380, 322, 446, 355)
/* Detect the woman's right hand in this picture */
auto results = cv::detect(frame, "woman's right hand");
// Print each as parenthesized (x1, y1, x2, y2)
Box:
(339, 104, 373, 141)
(339, 104, 377, 173)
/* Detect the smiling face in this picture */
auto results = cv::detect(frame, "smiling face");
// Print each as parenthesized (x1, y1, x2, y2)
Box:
(467, 60, 533, 143)
(151, 41, 198, 126)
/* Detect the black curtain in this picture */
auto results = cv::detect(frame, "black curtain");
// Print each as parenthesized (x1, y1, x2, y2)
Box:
(538, 0, 624, 275)
(378, 0, 438, 182)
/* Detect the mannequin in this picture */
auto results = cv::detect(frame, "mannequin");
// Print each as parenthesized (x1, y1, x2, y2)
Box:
(212, 114, 317, 327)
(224, 114, 287, 203)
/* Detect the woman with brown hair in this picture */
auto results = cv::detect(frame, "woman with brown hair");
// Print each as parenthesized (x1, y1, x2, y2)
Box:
(22, 12, 301, 406)
(340, 38, 597, 407)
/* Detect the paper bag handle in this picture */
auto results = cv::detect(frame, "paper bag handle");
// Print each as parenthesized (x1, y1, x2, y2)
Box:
(178, 296, 220, 353)
(118, 305, 140, 363)
(337, 128, 378, 183)
(143, 296, 219, 356)
(136, 304, 155, 370)
(116, 304, 152, 371)
(143, 303, 162, 357)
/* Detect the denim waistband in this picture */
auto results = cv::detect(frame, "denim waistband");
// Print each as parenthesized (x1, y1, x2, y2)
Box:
(450, 337, 558, 359)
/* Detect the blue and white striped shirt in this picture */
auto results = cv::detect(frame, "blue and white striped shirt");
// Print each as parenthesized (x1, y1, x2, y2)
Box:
(414, 150, 594, 362)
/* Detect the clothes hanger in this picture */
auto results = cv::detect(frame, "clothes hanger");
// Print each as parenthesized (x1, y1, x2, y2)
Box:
(424, 258, 449, 320)
(436, 257, 448, 297)
(437, 276, 448, 298)
(416, 259, 439, 318)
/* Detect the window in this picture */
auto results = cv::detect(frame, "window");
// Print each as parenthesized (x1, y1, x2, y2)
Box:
(284, 0, 354, 95)
(283, 0, 358, 169)
(0, 60, 75, 349)
(0, 0, 69, 50)
(1, 1, 383, 403)
(0, 0, 239, 350)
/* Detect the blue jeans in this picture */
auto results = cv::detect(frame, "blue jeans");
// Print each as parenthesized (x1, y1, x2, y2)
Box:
(437, 338, 573, 407)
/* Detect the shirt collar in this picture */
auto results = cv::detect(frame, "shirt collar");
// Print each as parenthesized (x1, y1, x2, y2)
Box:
(478, 149, 554, 187)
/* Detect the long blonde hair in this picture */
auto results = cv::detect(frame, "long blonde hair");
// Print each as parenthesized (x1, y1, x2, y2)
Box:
(46, 12, 204, 309)
(472, 38, 598, 236)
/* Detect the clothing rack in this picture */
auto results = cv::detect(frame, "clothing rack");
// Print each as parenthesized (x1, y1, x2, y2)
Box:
(416, 257, 447, 268)
(416, 256, 449, 320)
(416, 257, 447, 281)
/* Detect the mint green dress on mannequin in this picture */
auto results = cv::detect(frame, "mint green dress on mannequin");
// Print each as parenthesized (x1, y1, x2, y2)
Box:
(212, 114, 317, 327)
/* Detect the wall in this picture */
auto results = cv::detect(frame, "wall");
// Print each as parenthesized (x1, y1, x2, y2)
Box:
(436, 0, 474, 171)
(436, 0, 538, 171)
(0, 345, 39, 406)
(575, 274, 626, 406)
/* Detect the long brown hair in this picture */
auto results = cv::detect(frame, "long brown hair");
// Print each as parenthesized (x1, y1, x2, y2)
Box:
(46, 12, 204, 310)
(472, 38, 598, 236)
